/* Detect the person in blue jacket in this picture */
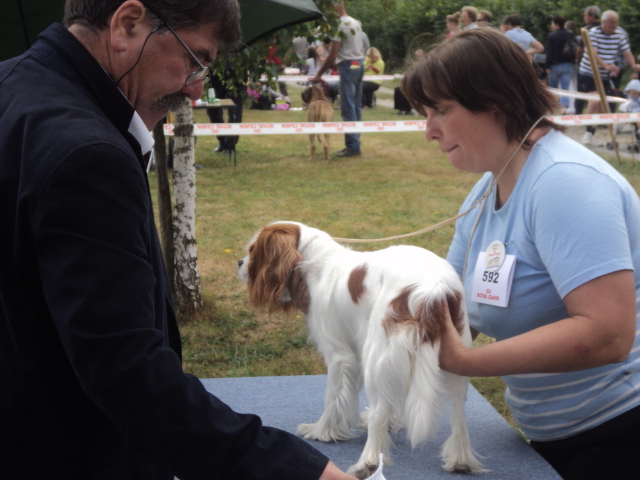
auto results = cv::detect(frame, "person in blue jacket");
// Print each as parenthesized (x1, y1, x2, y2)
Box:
(0, 1, 354, 479)
(402, 28, 640, 480)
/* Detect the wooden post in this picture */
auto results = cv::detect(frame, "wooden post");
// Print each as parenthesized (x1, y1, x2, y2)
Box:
(580, 28, 621, 164)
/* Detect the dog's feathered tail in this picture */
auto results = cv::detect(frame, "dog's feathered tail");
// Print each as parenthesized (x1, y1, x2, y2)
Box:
(380, 284, 466, 447)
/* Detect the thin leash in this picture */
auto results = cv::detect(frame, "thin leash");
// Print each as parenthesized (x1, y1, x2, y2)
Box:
(332, 116, 547, 256)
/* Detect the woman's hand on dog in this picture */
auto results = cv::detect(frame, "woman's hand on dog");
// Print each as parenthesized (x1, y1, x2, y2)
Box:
(438, 303, 472, 376)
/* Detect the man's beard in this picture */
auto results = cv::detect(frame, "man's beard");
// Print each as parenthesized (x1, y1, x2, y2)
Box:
(152, 92, 188, 112)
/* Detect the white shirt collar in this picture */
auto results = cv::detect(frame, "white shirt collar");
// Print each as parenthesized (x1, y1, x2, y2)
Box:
(127, 110, 155, 156)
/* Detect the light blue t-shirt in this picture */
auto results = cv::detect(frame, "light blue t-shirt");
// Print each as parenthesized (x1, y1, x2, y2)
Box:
(505, 28, 537, 52)
(446, 129, 640, 441)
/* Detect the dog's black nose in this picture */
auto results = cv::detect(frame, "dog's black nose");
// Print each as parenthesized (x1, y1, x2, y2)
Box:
(237, 259, 244, 268)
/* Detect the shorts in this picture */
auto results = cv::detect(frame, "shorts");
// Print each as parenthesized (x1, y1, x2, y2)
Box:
(578, 73, 612, 95)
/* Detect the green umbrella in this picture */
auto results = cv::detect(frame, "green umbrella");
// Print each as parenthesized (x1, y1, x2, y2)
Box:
(237, 0, 322, 48)
(0, 0, 323, 61)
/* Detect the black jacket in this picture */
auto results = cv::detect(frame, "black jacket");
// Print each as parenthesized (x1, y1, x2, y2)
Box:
(0, 24, 328, 480)
(546, 28, 575, 66)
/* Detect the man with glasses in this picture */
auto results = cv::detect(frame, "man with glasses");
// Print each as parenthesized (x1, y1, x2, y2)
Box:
(0, 1, 355, 479)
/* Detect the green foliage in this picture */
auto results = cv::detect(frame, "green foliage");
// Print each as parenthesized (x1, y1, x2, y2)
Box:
(344, 0, 640, 72)
(210, 0, 340, 97)
(207, 0, 639, 94)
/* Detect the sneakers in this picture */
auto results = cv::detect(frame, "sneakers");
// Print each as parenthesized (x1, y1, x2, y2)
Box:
(582, 131, 593, 145)
(335, 148, 362, 157)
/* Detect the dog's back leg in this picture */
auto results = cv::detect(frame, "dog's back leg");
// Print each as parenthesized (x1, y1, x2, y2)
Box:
(440, 371, 484, 473)
(309, 133, 316, 161)
(323, 133, 330, 160)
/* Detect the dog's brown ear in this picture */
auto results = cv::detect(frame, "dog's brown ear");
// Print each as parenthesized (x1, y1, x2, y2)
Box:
(247, 224, 301, 313)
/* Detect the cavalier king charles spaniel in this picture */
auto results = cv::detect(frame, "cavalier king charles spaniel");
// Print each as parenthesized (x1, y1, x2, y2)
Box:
(238, 221, 483, 478)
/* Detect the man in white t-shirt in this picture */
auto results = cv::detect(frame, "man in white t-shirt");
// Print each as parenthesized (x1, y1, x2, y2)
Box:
(311, 2, 364, 157)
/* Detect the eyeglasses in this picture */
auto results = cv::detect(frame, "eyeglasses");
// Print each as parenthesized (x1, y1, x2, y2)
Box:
(161, 22, 209, 86)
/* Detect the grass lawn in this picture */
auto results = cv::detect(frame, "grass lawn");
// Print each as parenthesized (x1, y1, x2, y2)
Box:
(149, 82, 640, 435)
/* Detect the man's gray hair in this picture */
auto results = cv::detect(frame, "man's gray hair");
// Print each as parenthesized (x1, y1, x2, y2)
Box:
(601, 10, 618, 22)
(585, 6, 601, 19)
(64, 0, 241, 46)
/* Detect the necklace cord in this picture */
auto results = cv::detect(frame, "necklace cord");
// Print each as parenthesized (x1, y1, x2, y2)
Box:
(331, 116, 547, 262)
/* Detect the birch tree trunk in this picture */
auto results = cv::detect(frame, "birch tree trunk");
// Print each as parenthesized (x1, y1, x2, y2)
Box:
(171, 98, 203, 314)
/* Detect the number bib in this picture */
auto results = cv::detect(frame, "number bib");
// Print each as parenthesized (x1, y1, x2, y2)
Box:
(470, 241, 516, 308)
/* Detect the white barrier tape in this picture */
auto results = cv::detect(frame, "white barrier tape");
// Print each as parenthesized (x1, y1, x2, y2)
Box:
(547, 87, 627, 103)
(163, 113, 640, 136)
(265, 74, 402, 83)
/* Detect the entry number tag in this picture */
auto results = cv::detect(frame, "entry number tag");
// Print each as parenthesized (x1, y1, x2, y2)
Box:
(471, 252, 516, 307)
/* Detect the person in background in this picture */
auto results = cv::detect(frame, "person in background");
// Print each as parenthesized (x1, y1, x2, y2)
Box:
(362, 47, 385, 109)
(501, 14, 544, 61)
(304, 45, 322, 76)
(402, 27, 640, 480)
(476, 10, 494, 28)
(623, 79, 640, 143)
(207, 61, 245, 154)
(564, 20, 583, 114)
(394, 49, 425, 115)
(266, 37, 290, 99)
(0, 0, 356, 479)
(361, 30, 370, 57)
(311, 2, 364, 157)
(574, 6, 601, 115)
(546, 15, 574, 114)
(584, 5, 601, 30)
(445, 12, 462, 40)
(578, 10, 640, 145)
(292, 35, 310, 71)
(461, 6, 478, 30)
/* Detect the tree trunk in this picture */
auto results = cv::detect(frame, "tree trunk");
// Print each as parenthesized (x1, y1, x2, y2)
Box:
(152, 120, 176, 295)
(171, 99, 203, 314)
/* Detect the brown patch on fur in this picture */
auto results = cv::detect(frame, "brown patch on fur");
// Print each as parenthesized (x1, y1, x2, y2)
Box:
(382, 286, 416, 338)
(306, 84, 333, 160)
(287, 265, 311, 314)
(348, 265, 368, 304)
(384, 287, 465, 344)
(247, 223, 301, 313)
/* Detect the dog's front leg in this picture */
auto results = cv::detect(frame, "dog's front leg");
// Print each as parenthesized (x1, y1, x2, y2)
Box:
(297, 354, 361, 442)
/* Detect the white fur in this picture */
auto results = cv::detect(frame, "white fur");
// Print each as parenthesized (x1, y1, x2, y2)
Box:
(238, 222, 483, 478)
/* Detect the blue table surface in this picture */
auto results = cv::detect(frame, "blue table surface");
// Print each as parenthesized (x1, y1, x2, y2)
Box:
(201, 375, 561, 479)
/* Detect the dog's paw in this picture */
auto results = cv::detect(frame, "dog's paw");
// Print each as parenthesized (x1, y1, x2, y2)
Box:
(347, 461, 378, 480)
(442, 455, 485, 474)
(297, 422, 354, 442)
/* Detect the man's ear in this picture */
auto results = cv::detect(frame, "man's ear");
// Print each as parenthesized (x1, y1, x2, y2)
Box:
(109, 0, 150, 53)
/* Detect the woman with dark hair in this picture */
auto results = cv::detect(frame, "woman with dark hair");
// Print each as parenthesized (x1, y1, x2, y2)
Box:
(546, 15, 574, 113)
(402, 28, 640, 480)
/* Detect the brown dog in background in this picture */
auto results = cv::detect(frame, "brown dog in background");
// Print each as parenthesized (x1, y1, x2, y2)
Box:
(303, 84, 333, 160)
